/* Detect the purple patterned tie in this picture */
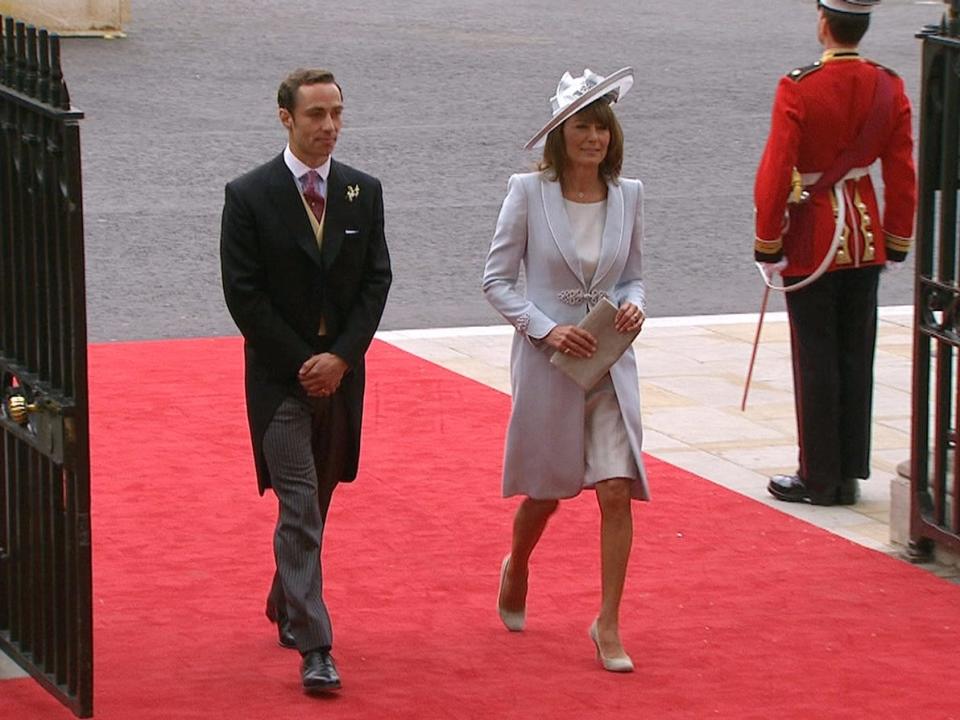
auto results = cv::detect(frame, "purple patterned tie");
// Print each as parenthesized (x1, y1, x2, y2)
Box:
(302, 170, 325, 221)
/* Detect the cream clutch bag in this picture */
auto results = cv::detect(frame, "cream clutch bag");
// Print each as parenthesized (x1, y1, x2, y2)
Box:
(549, 297, 640, 390)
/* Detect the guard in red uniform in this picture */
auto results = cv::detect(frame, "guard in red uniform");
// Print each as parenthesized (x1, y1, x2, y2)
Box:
(754, 0, 916, 505)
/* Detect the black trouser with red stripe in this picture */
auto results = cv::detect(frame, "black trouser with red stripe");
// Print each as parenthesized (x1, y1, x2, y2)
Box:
(784, 266, 881, 501)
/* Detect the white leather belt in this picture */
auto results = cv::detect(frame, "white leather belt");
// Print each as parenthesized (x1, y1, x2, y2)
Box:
(801, 165, 872, 187)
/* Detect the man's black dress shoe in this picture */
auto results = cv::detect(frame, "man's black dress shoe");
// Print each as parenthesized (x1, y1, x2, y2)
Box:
(301, 649, 341, 693)
(836, 478, 860, 506)
(265, 602, 297, 649)
(768, 474, 824, 503)
(768, 474, 859, 506)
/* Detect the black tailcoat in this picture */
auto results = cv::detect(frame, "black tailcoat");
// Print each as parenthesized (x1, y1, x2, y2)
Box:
(220, 153, 391, 494)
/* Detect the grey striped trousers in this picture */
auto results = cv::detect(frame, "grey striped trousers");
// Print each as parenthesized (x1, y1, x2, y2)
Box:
(262, 396, 338, 653)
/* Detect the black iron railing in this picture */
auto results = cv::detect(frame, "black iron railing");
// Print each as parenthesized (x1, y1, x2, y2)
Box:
(0, 16, 92, 718)
(910, 1, 960, 560)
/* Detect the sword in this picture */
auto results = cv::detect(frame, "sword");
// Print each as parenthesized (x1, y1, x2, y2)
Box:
(740, 283, 771, 412)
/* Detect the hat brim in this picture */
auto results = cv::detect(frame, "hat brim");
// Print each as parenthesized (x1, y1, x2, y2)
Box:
(523, 67, 634, 151)
(819, 0, 875, 14)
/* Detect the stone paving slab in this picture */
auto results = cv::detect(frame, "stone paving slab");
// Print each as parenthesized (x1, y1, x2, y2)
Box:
(0, 652, 27, 681)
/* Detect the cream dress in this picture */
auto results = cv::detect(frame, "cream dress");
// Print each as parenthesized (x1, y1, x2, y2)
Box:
(564, 198, 641, 487)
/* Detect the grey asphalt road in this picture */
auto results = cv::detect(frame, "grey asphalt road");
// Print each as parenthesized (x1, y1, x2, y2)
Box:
(60, 0, 939, 342)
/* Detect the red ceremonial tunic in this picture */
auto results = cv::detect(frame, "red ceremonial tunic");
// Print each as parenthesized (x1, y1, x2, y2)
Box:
(754, 49, 916, 277)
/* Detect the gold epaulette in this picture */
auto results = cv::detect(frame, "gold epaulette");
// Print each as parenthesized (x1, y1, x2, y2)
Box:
(865, 59, 899, 77)
(786, 61, 823, 82)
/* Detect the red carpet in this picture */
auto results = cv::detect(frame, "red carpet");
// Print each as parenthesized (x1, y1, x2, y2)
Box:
(2, 336, 960, 719)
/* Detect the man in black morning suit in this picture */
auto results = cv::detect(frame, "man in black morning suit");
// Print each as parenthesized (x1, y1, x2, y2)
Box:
(220, 68, 391, 693)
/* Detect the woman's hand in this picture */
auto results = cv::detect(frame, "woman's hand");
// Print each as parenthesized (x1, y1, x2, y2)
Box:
(615, 302, 645, 333)
(544, 325, 597, 358)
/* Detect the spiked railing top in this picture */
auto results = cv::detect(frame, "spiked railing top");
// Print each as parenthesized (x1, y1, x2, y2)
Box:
(0, 15, 71, 110)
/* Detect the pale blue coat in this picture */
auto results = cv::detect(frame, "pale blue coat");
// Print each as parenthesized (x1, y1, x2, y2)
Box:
(482, 171, 649, 500)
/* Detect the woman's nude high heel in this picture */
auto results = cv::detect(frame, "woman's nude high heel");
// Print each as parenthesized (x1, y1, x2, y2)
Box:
(497, 555, 526, 632)
(589, 618, 634, 672)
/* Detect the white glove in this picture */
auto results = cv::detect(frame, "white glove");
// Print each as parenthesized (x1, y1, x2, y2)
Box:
(884, 260, 906, 273)
(755, 257, 789, 284)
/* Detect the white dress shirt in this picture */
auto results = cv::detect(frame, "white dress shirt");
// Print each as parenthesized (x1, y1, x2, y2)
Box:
(283, 145, 331, 197)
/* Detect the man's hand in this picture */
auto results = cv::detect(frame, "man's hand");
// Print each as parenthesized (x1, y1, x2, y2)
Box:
(298, 353, 348, 397)
(884, 260, 906, 273)
(544, 325, 597, 358)
(756, 257, 789, 284)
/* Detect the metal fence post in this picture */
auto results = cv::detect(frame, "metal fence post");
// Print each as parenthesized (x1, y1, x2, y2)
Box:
(0, 15, 92, 718)
(909, 0, 960, 561)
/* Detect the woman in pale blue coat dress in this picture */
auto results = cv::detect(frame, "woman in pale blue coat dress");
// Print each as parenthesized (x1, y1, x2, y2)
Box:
(483, 67, 647, 673)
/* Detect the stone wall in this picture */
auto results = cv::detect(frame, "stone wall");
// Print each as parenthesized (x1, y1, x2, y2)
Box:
(0, 0, 130, 35)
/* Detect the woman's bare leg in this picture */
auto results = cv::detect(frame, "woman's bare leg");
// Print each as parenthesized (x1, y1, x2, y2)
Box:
(595, 478, 633, 657)
(499, 498, 559, 612)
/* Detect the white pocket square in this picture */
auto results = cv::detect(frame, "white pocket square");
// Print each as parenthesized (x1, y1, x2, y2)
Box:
(345, 228, 360, 235)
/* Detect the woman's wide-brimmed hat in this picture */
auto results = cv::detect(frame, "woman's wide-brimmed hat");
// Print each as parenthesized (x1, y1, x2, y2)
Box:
(523, 66, 634, 151)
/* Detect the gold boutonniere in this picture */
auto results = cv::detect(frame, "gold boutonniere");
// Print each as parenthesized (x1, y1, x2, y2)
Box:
(346, 184, 360, 202)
